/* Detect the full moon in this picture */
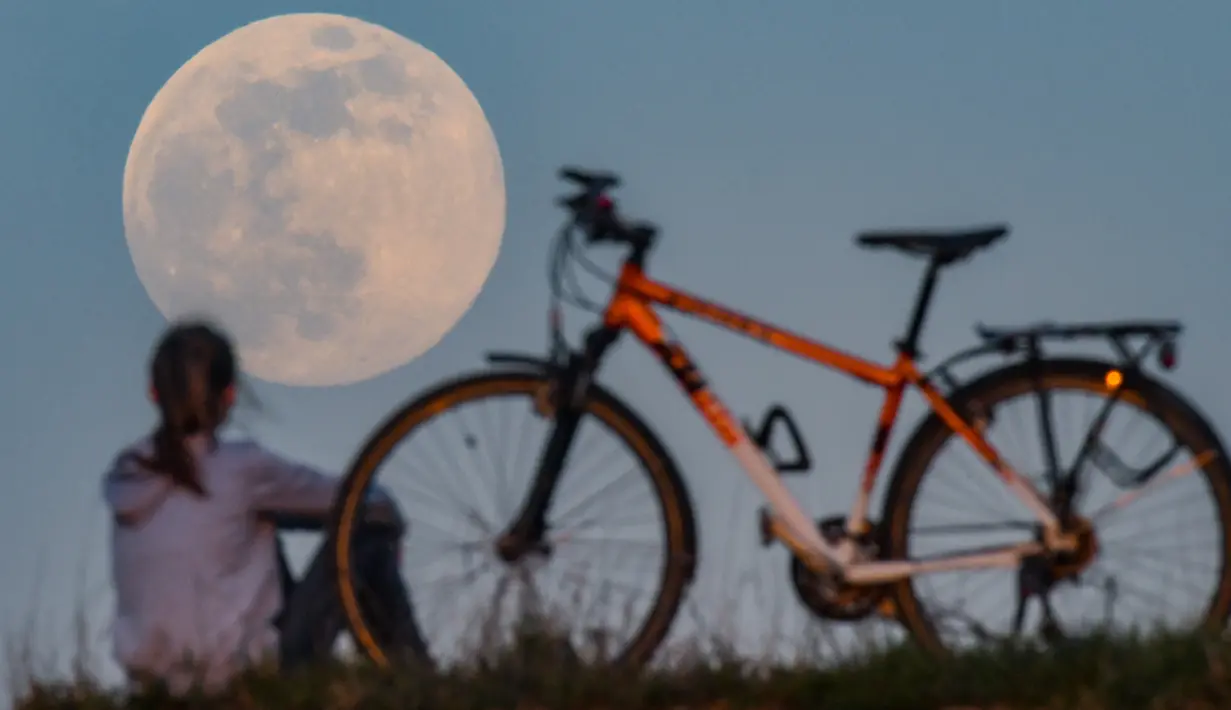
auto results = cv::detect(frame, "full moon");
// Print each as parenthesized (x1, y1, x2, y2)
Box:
(122, 13, 505, 387)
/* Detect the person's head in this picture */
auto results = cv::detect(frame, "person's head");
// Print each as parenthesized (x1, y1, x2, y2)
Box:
(138, 319, 238, 496)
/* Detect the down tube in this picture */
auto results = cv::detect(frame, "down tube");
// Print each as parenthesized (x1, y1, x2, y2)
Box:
(644, 337, 847, 566)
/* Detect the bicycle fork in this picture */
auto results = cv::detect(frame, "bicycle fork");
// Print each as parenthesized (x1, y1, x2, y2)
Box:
(495, 326, 621, 562)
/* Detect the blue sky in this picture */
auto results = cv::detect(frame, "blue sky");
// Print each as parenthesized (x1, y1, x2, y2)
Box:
(1, 0, 1229, 687)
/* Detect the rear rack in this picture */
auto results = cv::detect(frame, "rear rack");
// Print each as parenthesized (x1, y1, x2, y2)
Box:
(928, 319, 1182, 393)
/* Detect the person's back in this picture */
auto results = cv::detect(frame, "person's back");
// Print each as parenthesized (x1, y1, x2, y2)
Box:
(106, 435, 340, 691)
(103, 320, 406, 694)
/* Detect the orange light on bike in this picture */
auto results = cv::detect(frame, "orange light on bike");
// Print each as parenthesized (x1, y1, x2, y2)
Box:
(1104, 369, 1123, 389)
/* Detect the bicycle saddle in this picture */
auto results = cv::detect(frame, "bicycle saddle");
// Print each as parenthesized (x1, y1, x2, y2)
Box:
(855, 225, 1009, 264)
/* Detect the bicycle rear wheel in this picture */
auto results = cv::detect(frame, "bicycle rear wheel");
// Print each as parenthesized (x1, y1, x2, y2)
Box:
(330, 369, 698, 669)
(883, 357, 1231, 654)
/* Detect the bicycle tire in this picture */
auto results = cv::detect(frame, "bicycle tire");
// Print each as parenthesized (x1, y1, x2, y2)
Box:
(329, 368, 699, 669)
(882, 357, 1231, 654)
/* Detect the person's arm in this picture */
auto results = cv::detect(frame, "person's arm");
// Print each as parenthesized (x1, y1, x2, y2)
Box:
(102, 452, 173, 526)
(246, 446, 404, 531)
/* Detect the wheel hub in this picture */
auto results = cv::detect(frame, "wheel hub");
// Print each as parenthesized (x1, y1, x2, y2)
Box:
(1050, 515, 1098, 581)
(495, 527, 553, 563)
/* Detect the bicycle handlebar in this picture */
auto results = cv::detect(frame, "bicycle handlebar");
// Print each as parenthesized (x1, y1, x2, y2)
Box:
(555, 166, 658, 257)
(560, 167, 620, 193)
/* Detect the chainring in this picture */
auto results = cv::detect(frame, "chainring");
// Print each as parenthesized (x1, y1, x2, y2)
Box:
(789, 516, 892, 622)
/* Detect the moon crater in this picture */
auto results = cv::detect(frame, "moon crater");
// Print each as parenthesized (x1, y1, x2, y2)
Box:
(123, 13, 505, 386)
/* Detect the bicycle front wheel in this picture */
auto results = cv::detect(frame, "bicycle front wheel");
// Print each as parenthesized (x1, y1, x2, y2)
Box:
(883, 357, 1231, 654)
(330, 369, 698, 670)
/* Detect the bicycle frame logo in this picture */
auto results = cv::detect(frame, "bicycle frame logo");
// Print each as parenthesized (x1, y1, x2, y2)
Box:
(646, 339, 742, 446)
(602, 262, 1063, 581)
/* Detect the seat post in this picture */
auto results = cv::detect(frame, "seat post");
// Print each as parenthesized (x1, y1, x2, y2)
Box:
(897, 258, 944, 358)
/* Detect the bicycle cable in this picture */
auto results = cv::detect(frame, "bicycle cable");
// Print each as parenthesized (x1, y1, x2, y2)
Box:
(546, 219, 688, 361)
(546, 222, 611, 326)
(546, 223, 606, 361)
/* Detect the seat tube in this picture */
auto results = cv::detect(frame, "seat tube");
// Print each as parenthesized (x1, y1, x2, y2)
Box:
(847, 372, 907, 535)
(898, 259, 942, 357)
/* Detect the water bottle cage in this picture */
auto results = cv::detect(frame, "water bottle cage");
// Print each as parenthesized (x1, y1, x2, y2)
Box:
(742, 403, 812, 474)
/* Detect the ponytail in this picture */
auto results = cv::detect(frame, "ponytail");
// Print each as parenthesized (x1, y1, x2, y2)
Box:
(135, 321, 238, 497)
(147, 423, 204, 496)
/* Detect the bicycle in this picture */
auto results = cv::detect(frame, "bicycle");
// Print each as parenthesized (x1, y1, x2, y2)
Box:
(329, 167, 1231, 669)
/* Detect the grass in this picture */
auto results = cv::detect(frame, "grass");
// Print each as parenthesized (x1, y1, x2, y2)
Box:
(6, 527, 1223, 710)
(11, 621, 1231, 710)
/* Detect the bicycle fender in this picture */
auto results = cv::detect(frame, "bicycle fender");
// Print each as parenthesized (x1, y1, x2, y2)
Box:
(485, 351, 555, 371)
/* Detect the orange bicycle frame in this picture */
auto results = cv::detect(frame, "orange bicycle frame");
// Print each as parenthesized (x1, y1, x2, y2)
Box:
(602, 262, 1060, 581)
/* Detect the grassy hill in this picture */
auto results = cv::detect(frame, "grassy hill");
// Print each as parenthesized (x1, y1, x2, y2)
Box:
(12, 628, 1231, 710)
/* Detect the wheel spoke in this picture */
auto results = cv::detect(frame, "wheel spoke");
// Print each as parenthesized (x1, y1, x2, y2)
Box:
(334, 373, 690, 670)
(1062, 387, 1122, 510)
(890, 362, 1230, 655)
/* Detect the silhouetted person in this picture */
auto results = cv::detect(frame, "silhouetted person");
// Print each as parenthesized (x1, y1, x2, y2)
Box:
(102, 319, 416, 694)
